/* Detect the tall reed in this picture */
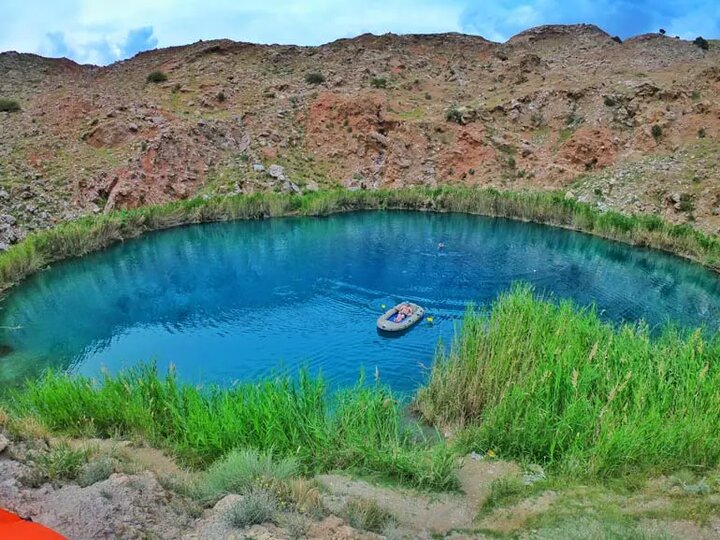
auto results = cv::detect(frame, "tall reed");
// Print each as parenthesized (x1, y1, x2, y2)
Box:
(2, 187, 720, 293)
(8, 365, 457, 490)
(416, 284, 720, 476)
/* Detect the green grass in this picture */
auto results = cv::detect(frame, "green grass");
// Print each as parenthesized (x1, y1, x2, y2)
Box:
(7, 366, 456, 490)
(416, 284, 720, 477)
(2, 187, 720, 295)
(34, 443, 89, 482)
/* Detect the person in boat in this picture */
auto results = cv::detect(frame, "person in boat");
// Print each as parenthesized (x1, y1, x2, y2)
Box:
(395, 304, 414, 322)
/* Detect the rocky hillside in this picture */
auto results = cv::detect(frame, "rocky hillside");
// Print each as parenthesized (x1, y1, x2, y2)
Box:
(1, 25, 720, 249)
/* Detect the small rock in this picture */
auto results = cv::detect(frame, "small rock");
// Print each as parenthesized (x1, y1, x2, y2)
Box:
(267, 164, 285, 179)
(127, 123, 139, 132)
(283, 180, 302, 194)
(305, 180, 320, 192)
(252, 163, 265, 173)
(368, 131, 388, 147)
(0, 433, 9, 454)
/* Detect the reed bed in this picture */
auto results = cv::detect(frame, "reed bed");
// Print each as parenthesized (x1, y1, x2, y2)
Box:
(2, 187, 720, 293)
(7, 366, 457, 490)
(416, 284, 720, 477)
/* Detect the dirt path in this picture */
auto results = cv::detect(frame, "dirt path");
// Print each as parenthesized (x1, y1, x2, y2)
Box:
(318, 458, 520, 536)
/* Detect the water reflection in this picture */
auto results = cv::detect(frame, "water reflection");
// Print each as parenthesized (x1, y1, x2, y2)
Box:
(1, 211, 719, 391)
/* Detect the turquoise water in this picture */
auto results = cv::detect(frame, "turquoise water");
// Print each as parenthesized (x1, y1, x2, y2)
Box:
(1, 211, 720, 392)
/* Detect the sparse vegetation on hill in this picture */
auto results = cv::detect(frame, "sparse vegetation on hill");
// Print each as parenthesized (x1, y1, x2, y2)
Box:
(304, 72, 325, 85)
(146, 70, 168, 83)
(0, 98, 20, 112)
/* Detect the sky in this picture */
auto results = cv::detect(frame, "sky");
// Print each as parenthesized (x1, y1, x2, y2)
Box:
(1, 0, 718, 66)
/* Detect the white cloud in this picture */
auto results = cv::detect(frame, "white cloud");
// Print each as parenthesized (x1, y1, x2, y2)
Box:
(0, 0, 465, 64)
(1, 0, 718, 65)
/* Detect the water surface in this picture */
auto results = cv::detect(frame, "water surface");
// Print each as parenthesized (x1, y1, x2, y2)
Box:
(2, 211, 720, 392)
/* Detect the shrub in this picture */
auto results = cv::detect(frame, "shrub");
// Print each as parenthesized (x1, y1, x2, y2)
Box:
(146, 71, 168, 83)
(445, 106, 463, 124)
(304, 72, 325, 85)
(78, 456, 115, 487)
(344, 497, 395, 533)
(678, 193, 694, 212)
(530, 112, 545, 128)
(691, 90, 701, 101)
(694, 37, 709, 51)
(611, 36, 622, 44)
(603, 96, 616, 107)
(283, 512, 309, 539)
(651, 124, 663, 141)
(226, 489, 277, 528)
(698, 128, 706, 139)
(216, 91, 226, 102)
(0, 99, 21, 113)
(371, 77, 387, 88)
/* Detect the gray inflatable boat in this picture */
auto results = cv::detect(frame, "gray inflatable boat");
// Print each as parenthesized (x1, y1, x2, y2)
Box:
(377, 302, 425, 332)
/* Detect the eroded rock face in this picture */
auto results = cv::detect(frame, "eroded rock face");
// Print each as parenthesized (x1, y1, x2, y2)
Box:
(2, 24, 720, 242)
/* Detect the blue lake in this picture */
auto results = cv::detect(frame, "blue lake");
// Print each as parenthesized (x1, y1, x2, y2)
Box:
(1, 211, 720, 392)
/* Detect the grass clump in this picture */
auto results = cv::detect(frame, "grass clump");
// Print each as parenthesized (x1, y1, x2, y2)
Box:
(344, 497, 396, 533)
(193, 448, 298, 501)
(8, 366, 456, 490)
(34, 443, 89, 482)
(226, 488, 277, 528)
(0, 98, 21, 112)
(370, 77, 387, 88)
(481, 476, 527, 514)
(417, 284, 720, 477)
(78, 455, 116, 487)
(146, 71, 168, 83)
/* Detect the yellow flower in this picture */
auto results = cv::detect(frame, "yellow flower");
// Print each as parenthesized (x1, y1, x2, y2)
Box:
(427, 316, 434, 323)
(487, 449, 496, 458)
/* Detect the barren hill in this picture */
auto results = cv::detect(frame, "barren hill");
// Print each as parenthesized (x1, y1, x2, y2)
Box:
(1, 25, 720, 248)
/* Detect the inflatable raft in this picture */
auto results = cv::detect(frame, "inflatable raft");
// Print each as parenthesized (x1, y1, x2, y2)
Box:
(377, 302, 424, 332)
(0, 508, 66, 539)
